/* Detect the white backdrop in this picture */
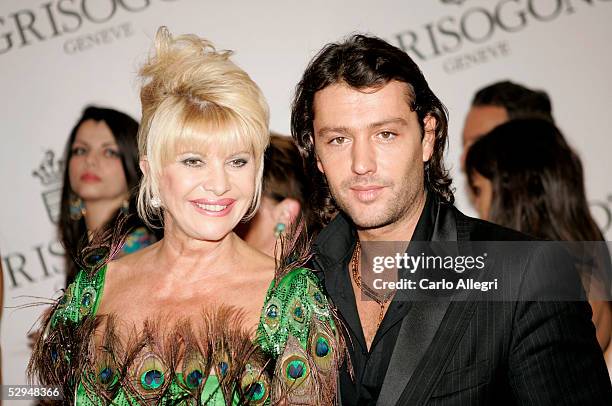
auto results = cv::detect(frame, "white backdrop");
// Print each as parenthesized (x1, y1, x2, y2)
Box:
(1, 0, 611, 399)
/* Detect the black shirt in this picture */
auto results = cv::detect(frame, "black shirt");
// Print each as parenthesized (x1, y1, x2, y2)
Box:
(312, 194, 435, 405)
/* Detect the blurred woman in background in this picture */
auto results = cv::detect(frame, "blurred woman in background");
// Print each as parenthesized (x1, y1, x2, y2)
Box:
(59, 106, 157, 285)
(465, 118, 612, 371)
(237, 133, 319, 258)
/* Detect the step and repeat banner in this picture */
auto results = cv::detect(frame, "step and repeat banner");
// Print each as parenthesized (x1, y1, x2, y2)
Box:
(1, 0, 611, 395)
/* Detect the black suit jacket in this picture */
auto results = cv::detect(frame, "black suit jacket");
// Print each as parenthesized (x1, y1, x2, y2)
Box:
(311, 199, 612, 405)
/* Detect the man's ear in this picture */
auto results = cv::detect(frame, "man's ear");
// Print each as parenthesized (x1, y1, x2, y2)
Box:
(310, 135, 324, 174)
(273, 198, 301, 226)
(422, 115, 437, 162)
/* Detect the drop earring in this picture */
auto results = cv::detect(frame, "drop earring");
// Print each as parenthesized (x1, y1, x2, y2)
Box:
(274, 222, 286, 238)
(120, 199, 130, 215)
(69, 194, 86, 221)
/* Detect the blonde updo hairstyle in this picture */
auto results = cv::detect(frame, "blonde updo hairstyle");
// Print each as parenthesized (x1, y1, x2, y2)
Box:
(137, 27, 270, 228)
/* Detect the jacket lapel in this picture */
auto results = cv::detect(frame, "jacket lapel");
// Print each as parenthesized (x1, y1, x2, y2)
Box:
(377, 202, 466, 406)
(316, 250, 368, 352)
(376, 299, 452, 406)
(313, 214, 370, 353)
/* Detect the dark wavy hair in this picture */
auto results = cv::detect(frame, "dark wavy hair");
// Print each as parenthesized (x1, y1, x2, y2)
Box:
(262, 134, 321, 233)
(465, 118, 603, 241)
(472, 80, 554, 122)
(291, 34, 452, 224)
(59, 106, 143, 286)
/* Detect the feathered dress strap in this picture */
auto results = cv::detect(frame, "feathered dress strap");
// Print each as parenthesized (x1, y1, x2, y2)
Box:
(51, 265, 107, 328)
(257, 267, 348, 405)
(27, 261, 108, 403)
(256, 219, 350, 404)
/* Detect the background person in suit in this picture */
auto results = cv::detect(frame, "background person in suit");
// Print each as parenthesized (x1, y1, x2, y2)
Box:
(291, 34, 612, 405)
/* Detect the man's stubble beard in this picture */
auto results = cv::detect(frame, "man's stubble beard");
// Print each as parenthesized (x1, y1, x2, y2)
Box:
(328, 168, 425, 231)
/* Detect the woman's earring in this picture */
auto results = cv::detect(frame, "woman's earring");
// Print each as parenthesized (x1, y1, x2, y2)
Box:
(274, 222, 286, 238)
(69, 195, 86, 221)
(151, 196, 162, 208)
(120, 199, 130, 215)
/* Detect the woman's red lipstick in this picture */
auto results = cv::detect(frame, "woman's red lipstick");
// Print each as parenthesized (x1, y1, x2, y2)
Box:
(80, 172, 101, 182)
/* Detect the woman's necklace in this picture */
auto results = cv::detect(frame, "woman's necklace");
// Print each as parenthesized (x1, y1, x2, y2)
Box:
(350, 240, 394, 328)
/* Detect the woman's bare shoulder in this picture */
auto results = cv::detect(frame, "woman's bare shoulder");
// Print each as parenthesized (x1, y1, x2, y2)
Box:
(109, 240, 159, 272)
(101, 241, 160, 306)
(240, 241, 276, 276)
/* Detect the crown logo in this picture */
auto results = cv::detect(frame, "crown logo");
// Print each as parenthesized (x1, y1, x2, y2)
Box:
(33, 149, 64, 224)
(32, 150, 64, 186)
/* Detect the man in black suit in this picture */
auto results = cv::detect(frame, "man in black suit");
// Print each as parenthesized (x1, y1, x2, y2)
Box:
(290, 35, 612, 405)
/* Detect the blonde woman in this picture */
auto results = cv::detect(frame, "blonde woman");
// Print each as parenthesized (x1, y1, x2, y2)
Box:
(29, 27, 343, 405)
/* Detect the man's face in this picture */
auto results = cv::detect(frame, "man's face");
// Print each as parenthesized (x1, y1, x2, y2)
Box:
(461, 105, 508, 169)
(312, 80, 435, 230)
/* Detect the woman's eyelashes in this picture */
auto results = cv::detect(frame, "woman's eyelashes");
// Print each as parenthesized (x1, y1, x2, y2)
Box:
(227, 157, 248, 168)
(72, 146, 87, 156)
(104, 148, 121, 158)
(181, 156, 205, 167)
(71, 146, 121, 158)
(178, 154, 250, 168)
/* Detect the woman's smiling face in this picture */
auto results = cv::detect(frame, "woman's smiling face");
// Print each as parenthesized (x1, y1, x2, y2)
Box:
(158, 142, 257, 241)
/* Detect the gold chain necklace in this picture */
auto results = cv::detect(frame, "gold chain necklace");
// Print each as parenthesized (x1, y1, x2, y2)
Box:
(350, 240, 394, 328)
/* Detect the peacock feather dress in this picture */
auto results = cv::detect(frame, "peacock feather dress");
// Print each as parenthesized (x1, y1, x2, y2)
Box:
(29, 256, 345, 405)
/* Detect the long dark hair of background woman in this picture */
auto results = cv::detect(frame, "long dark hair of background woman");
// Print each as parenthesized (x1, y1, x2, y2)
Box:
(465, 118, 612, 360)
(58, 106, 156, 286)
(465, 118, 603, 241)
